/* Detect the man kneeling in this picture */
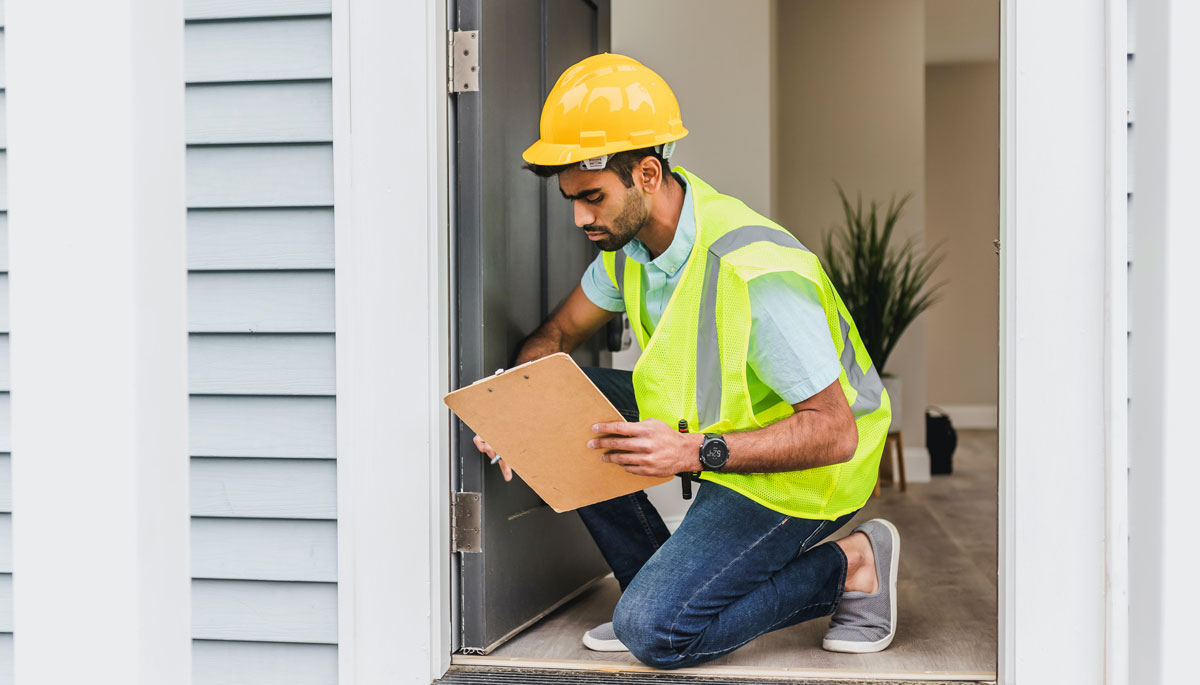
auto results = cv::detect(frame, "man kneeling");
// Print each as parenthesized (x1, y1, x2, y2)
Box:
(473, 53, 899, 668)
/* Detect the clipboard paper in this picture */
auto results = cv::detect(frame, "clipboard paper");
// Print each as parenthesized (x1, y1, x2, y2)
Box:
(443, 353, 671, 512)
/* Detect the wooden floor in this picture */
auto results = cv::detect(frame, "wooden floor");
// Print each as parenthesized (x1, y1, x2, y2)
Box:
(466, 430, 998, 681)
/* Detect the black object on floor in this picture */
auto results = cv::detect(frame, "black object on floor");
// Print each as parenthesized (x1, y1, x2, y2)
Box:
(926, 407, 958, 475)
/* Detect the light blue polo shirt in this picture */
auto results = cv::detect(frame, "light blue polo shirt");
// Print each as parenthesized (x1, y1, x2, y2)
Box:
(580, 176, 841, 406)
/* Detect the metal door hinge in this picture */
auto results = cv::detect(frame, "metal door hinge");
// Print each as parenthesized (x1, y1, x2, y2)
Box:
(449, 30, 480, 93)
(452, 492, 482, 553)
(993, 238, 1002, 255)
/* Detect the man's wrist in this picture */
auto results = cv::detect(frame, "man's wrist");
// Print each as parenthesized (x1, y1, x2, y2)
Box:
(680, 432, 704, 471)
(514, 336, 560, 365)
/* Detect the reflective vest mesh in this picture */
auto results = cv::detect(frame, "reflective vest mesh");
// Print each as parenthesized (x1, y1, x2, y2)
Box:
(601, 168, 891, 520)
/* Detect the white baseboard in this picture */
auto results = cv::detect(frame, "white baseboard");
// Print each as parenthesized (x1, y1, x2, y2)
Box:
(902, 446, 931, 483)
(935, 403, 998, 430)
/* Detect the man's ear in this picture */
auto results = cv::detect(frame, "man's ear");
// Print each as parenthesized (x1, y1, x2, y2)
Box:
(636, 156, 664, 194)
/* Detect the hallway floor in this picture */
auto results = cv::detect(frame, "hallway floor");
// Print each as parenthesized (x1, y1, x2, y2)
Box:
(459, 430, 998, 681)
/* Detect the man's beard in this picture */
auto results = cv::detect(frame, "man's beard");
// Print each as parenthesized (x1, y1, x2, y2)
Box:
(586, 187, 648, 252)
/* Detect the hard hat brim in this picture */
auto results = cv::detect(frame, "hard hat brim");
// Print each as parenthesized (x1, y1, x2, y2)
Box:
(521, 129, 689, 167)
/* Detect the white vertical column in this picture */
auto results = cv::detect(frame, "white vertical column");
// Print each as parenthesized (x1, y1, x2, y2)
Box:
(5, 1, 190, 683)
(1002, 0, 1109, 682)
(333, 0, 450, 683)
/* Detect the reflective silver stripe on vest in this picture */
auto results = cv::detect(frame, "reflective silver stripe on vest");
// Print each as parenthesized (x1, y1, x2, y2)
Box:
(839, 313, 884, 417)
(696, 254, 723, 428)
(709, 224, 811, 258)
(696, 225, 881, 426)
(613, 250, 626, 297)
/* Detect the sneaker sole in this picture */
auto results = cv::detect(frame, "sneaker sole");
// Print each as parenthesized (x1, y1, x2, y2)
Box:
(822, 518, 901, 654)
(581, 633, 628, 652)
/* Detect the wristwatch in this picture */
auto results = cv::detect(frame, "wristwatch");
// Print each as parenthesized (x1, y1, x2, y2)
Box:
(699, 433, 730, 471)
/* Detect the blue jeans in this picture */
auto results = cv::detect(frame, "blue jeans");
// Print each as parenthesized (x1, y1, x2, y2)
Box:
(577, 367, 856, 669)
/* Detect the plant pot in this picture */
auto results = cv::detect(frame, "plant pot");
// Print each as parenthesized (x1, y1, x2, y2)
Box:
(882, 375, 902, 433)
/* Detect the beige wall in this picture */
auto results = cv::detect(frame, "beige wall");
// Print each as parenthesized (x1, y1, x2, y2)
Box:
(924, 63, 999, 407)
(925, 0, 1000, 64)
(775, 0, 928, 445)
(611, 0, 774, 216)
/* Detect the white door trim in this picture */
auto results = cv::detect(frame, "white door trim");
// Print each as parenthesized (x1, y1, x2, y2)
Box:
(1102, 0, 1130, 682)
(333, 0, 452, 683)
(999, 1, 1117, 682)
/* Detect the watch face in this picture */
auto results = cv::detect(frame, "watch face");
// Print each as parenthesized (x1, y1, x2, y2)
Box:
(701, 437, 729, 469)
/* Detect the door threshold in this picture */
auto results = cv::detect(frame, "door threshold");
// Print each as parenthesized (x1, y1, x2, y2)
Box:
(451, 655, 996, 683)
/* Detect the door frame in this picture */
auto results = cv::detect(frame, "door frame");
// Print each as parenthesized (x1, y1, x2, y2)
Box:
(998, 0, 1128, 682)
(330, 0, 1128, 683)
(331, 0, 453, 683)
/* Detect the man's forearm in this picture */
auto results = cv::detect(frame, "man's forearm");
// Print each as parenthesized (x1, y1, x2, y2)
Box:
(514, 321, 568, 365)
(591, 401, 859, 479)
(722, 409, 858, 473)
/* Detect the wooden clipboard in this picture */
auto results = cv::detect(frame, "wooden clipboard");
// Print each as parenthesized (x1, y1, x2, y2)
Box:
(443, 353, 671, 512)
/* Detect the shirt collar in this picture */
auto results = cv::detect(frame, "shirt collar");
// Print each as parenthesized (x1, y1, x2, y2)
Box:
(621, 174, 695, 277)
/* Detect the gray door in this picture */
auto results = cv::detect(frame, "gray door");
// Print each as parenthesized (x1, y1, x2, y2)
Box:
(452, 0, 614, 654)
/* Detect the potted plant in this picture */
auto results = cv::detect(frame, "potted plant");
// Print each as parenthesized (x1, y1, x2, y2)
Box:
(820, 184, 946, 429)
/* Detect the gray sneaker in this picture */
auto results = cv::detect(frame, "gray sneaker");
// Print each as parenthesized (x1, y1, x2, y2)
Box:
(822, 518, 900, 653)
(582, 621, 628, 652)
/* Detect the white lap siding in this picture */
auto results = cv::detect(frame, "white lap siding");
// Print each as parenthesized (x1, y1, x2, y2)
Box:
(185, 2, 336, 684)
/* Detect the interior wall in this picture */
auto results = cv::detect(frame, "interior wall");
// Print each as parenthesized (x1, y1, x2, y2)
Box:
(774, 0, 928, 448)
(924, 63, 1000, 412)
(610, 0, 773, 217)
(925, 0, 1001, 64)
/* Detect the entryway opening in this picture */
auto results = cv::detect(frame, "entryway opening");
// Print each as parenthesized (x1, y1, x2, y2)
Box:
(449, 0, 1000, 681)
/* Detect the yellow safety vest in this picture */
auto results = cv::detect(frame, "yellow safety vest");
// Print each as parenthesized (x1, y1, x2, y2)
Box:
(601, 168, 891, 520)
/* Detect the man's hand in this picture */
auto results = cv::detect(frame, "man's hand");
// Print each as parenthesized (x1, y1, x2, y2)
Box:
(587, 418, 703, 478)
(472, 434, 513, 481)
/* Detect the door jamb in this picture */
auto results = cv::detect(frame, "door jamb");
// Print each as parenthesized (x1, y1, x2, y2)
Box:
(998, 0, 1125, 683)
(333, 0, 453, 683)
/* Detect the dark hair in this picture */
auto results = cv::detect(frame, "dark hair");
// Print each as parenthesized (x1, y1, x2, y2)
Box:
(523, 146, 673, 188)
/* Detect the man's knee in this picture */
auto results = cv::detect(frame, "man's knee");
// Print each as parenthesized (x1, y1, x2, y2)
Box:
(612, 591, 692, 670)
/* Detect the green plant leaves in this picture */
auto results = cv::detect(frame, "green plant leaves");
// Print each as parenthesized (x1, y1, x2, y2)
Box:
(820, 184, 945, 374)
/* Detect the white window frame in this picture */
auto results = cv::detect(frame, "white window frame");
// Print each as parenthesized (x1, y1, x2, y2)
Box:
(333, 1, 1129, 683)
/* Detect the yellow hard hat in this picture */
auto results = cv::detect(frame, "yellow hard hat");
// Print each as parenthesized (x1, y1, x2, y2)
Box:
(522, 53, 688, 167)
